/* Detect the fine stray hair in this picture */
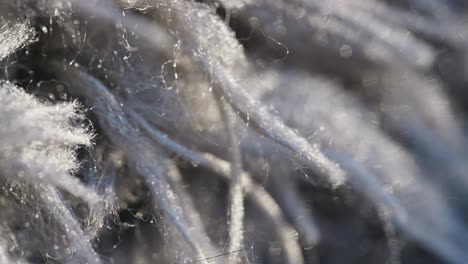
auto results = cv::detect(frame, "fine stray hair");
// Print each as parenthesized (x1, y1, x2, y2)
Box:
(1, 0, 468, 263)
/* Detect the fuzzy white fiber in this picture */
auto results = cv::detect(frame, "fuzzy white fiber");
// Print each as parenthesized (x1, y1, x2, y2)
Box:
(1, 0, 468, 263)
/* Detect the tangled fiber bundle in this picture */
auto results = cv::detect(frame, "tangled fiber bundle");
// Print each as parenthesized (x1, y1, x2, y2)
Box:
(1, 0, 468, 263)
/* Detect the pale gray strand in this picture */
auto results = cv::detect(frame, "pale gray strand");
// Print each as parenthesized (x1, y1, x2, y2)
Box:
(214, 95, 245, 263)
(0, 21, 34, 61)
(36, 184, 102, 264)
(0, 83, 99, 205)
